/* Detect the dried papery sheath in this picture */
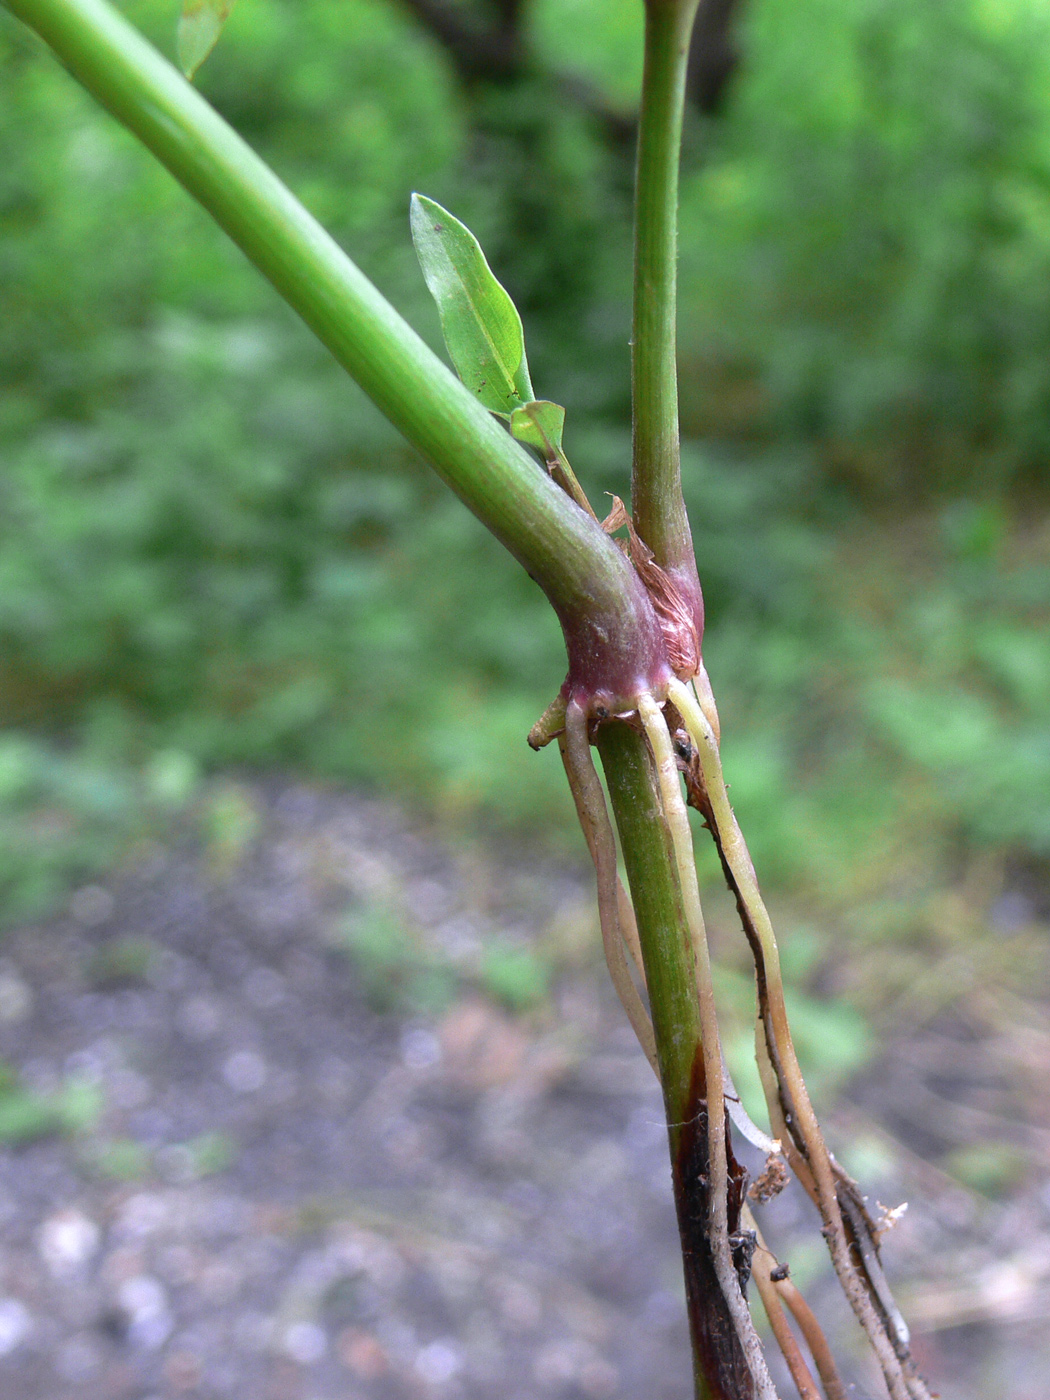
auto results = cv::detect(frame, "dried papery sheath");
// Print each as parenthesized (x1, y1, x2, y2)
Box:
(602, 497, 700, 677)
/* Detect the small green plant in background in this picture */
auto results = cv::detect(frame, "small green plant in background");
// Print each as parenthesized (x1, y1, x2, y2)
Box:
(183, 1128, 236, 1176)
(84, 1128, 237, 1181)
(201, 780, 262, 876)
(336, 897, 550, 1019)
(0, 733, 200, 931)
(479, 939, 550, 1012)
(86, 935, 158, 988)
(943, 1142, 1031, 1199)
(83, 1136, 152, 1181)
(0, 1060, 102, 1145)
(337, 900, 458, 1017)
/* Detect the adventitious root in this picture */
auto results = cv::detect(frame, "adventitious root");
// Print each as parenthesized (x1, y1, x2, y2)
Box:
(614, 875, 647, 981)
(776, 1276, 851, 1400)
(636, 694, 778, 1399)
(743, 1203, 848, 1400)
(542, 671, 927, 1400)
(745, 1229, 822, 1400)
(559, 702, 658, 1075)
(668, 677, 933, 1400)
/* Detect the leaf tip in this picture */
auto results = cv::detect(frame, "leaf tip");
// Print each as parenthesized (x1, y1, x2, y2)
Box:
(177, 0, 235, 82)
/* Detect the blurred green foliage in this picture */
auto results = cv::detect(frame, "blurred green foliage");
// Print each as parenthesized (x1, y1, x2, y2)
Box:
(337, 898, 459, 1015)
(0, 1060, 102, 1143)
(678, 0, 1050, 489)
(83, 1135, 152, 1179)
(85, 934, 159, 988)
(943, 1139, 1031, 1197)
(479, 939, 551, 1011)
(0, 731, 197, 922)
(336, 894, 550, 1018)
(0, 0, 1048, 1056)
(83, 1127, 236, 1180)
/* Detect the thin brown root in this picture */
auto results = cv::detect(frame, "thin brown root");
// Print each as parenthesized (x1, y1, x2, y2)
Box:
(560, 710, 658, 1075)
(778, 1278, 850, 1400)
(755, 1016, 820, 1203)
(744, 1216, 822, 1400)
(743, 1203, 849, 1400)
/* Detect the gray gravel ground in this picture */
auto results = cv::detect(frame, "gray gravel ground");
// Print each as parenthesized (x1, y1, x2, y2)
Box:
(0, 779, 1045, 1400)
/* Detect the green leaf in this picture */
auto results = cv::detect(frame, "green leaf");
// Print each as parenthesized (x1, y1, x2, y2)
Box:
(177, 0, 236, 81)
(510, 400, 565, 457)
(410, 194, 534, 414)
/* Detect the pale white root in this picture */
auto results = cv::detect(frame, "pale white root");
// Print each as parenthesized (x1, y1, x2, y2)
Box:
(560, 705, 658, 1075)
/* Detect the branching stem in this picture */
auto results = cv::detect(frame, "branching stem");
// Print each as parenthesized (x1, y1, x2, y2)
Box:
(7, 0, 672, 712)
(9, 1, 938, 1395)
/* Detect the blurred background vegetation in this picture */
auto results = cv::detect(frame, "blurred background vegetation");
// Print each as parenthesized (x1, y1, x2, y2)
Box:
(1, 0, 1048, 1100)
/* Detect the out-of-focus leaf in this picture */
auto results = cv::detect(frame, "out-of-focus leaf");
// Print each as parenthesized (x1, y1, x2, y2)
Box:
(410, 194, 533, 414)
(0, 1090, 59, 1143)
(510, 400, 565, 457)
(177, 0, 237, 81)
(480, 940, 550, 1010)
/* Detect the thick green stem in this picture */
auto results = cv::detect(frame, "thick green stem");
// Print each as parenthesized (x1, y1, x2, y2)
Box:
(595, 725, 699, 1110)
(632, 0, 703, 619)
(595, 723, 753, 1400)
(6, 0, 668, 706)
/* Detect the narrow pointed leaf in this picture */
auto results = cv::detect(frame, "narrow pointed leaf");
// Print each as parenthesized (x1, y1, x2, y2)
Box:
(512, 401, 597, 519)
(177, 0, 235, 80)
(410, 193, 533, 415)
(510, 399, 566, 457)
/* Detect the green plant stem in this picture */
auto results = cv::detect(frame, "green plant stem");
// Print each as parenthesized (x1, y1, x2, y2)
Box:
(595, 722, 753, 1400)
(5, 0, 665, 702)
(637, 696, 776, 1397)
(632, 0, 702, 604)
(595, 725, 699, 1108)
